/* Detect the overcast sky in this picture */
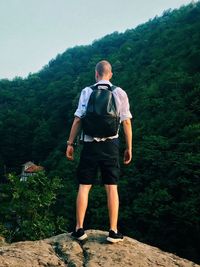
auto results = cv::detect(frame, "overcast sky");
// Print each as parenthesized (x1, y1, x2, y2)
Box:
(0, 0, 196, 79)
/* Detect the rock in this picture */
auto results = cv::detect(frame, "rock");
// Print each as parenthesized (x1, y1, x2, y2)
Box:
(0, 237, 5, 247)
(0, 230, 199, 267)
(0, 240, 65, 267)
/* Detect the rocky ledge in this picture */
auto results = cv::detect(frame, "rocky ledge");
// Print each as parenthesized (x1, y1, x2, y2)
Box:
(0, 230, 199, 267)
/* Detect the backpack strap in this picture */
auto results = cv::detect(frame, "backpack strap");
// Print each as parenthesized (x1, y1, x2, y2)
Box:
(111, 85, 117, 91)
(90, 85, 96, 90)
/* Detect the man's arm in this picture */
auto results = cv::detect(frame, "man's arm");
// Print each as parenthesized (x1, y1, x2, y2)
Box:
(66, 116, 82, 160)
(122, 119, 132, 164)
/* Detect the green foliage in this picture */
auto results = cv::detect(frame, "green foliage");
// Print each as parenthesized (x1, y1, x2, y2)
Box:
(0, 223, 9, 238)
(6, 172, 63, 241)
(86, 185, 108, 230)
(0, 1, 200, 263)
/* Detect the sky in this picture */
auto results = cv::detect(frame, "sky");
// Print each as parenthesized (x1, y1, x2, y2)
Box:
(0, 0, 196, 79)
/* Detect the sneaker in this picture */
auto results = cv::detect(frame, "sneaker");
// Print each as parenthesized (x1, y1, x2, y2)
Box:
(71, 228, 87, 241)
(107, 230, 124, 243)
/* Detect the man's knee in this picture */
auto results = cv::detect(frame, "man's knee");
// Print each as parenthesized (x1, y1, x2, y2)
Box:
(78, 184, 92, 193)
(105, 184, 118, 194)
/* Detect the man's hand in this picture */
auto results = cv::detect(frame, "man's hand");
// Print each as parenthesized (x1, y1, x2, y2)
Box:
(66, 145, 74, 160)
(66, 117, 82, 161)
(122, 119, 132, 165)
(123, 148, 132, 164)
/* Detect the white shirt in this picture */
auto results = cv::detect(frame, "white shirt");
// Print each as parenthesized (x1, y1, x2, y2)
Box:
(74, 80, 132, 142)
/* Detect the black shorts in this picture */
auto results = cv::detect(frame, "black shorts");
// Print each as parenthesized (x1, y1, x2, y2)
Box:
(77, 139, 120, 185)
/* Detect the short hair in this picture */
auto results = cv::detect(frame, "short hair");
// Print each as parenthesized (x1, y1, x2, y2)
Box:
(95, 60, 112, 77)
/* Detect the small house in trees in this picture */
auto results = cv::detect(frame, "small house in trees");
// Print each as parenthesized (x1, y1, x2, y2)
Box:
(20, 161, 44, 181)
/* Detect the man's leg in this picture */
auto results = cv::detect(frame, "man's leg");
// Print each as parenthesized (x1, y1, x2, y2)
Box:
(76, 184, 92, 230)
(104, 184, 119, 232)
(105, 184, 123, 242)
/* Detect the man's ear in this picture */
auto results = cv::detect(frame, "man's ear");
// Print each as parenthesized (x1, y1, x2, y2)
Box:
(95, 71, 100, 81)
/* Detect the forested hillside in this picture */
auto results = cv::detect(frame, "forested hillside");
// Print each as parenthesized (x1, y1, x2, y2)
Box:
(0, 2, 200, 263)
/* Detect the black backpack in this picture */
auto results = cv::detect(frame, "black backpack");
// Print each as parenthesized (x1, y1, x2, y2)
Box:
(82, 84, 120, 138)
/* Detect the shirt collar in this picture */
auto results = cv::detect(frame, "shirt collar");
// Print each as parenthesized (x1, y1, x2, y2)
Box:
(95, 80, 112, 86)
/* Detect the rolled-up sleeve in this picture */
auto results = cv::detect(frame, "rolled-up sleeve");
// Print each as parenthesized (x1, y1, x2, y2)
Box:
(113, 87, 132, 121)
(74, 87, 91, 118)
(118, 90, 132, 122)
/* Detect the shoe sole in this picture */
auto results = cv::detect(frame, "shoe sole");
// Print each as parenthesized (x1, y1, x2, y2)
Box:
(70, 232, 88, 241)
(107, 237, 124, 243)
(78, 233, 88, 241)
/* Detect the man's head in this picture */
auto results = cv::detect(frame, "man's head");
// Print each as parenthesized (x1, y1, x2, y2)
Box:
(95, 60, 113, 81)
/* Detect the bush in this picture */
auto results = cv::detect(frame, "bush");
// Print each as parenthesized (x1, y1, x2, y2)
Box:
(7, 172, 63, 241)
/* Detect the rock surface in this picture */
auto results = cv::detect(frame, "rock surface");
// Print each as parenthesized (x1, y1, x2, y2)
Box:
(0, 230, 199, 267)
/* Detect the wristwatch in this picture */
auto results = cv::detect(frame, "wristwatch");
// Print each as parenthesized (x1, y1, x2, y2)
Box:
(67, 140, 76, 147)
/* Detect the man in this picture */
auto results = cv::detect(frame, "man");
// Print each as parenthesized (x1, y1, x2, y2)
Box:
(66, 60, 132, 243)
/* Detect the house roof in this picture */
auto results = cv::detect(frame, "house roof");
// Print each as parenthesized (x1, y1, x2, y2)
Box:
(24, 164, 44, 173)
(22, 161, 34, 166)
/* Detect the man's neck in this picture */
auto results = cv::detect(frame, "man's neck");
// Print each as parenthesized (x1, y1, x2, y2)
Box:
(96, 74, 110, 81)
